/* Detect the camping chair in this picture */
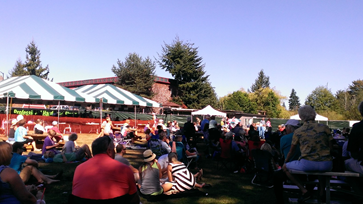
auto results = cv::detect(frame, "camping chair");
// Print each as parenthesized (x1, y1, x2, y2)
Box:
(216, 138, 234, 171)
(251, 149, 274, 188)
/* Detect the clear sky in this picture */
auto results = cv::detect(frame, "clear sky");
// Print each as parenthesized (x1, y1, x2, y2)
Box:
(1, 1, 362, 106)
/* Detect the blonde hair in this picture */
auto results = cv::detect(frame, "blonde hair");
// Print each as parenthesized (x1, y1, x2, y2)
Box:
(0, 142, 13, 165)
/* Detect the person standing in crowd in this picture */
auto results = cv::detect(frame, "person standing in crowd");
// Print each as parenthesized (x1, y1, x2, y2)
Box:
(260, 117, 266, 139)
(183, 117, 196, 147)
(283, 105, 333, 203)
(0, 142, 37, 204)
(200, 115, 210, 132)
(101, 116, 115, 138)
(266, 118, 271, 129)
(71, 136, 139, 203)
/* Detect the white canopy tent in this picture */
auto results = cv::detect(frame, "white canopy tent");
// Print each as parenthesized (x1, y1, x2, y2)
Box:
(290, 114, 329, 123)
(191, 105, 226, 117)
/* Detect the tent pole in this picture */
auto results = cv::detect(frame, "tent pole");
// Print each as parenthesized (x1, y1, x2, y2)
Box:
(6, 93, 9, 137)
(57, 101, 60, 126)
(134, 106, 136, 127)
(100, 99, 102, 125)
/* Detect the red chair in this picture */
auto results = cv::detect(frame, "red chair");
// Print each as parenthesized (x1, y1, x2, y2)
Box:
(247, 140, 265, 161)
(217, 138, 234, 171)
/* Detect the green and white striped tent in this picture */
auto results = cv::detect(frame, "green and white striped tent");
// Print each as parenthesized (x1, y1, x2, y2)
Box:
(0, 75, 97, 104)
(74, 84, 161, 107)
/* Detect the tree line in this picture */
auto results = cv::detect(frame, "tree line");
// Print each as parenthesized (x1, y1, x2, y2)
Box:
(8, 40, 363, 120)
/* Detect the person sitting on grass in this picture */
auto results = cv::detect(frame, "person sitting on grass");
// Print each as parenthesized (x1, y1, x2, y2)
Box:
(166, 152, 206, 194)
(138, 149, 172, 197)
(9, 142, 61, 185)
(71, 136, 140, 204)
(14, 119, 40, 152)
(64, 133, 92, 160)
(0, 142, 37, 204)
(42, 130, 60, 161)
(115, 144, 139, 182)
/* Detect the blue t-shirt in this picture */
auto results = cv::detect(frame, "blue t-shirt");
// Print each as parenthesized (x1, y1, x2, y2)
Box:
(280, 132, 301, 162)
(9, 153, 27, 174)
(14, 126, 27, 142)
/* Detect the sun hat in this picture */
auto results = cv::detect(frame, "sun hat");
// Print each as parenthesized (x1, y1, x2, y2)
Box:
(12, 119, 18, 125)
(52, 121, 58, 126)
(143, 149, 156, 162)
(16, 115, 24, 121)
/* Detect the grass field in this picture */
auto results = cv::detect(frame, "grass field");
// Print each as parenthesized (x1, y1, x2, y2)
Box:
(30, 133, 285, 204)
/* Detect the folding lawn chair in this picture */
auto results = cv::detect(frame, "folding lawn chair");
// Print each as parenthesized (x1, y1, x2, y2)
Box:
(251, 149, 274, 188)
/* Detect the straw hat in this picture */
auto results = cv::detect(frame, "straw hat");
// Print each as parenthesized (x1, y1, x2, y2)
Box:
(143, 149, 156, 162)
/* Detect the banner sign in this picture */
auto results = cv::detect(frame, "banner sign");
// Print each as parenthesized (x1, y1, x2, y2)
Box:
(11, 108, 79, 117)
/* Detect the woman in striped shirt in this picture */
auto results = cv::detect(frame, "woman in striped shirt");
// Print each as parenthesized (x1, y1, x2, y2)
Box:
(167, 153, 205, 192)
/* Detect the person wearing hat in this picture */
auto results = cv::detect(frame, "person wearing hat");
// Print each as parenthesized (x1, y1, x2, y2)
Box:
(50, 121, 63, 142)
(273, 119, 302, 203)
(71, 136, 140, 203)
(138, 149, 172, 196)
(7, 119, 18, 142)
(14, 119, 40, 152)
(9, 142, 60, 185)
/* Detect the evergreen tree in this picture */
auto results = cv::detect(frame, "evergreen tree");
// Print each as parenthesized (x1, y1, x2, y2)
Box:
(250, 69, 270, 92)
(288, 89, 301, 111)
(9, 59, 26, 77)
(9, 41, 49, 79)
(158, 37, 218, 109)
(112, 53, 155, 98)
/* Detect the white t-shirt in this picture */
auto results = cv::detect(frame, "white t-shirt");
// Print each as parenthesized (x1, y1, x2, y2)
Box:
(102, 121, 112, 134)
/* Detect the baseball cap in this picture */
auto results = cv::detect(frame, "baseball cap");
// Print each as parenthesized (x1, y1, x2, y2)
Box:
(52, 121, 58, 126)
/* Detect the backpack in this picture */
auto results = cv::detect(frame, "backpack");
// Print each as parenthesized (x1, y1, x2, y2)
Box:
(148, 139, 163, 158)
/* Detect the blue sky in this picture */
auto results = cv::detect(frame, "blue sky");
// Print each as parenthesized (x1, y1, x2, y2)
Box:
(1, 1, 362, 106)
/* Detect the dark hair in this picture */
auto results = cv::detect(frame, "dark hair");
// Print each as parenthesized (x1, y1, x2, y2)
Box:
(144, 129, 151, 134)
(115, 144, 124, 153)
(12, 142, 25, 152)
(156, 125, 162, 130)
(92, 136, 113, 156)
(168, 152, 178, 163)
(68, 133, 78, 141)
(159, 131, 166, 140)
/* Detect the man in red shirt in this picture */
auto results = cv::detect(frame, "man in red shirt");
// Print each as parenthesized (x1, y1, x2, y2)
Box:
(71, 136, 140, 204)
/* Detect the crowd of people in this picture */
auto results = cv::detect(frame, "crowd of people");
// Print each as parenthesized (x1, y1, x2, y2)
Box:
(2, 102, 363, 203)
